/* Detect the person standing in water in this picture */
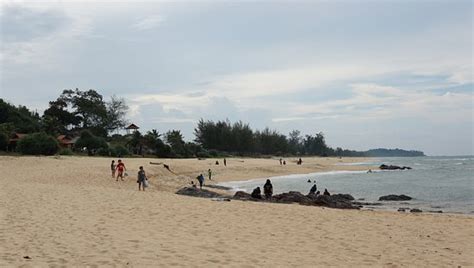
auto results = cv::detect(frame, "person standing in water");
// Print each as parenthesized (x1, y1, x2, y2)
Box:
(137, 166, 148, 191)
(116, 159, 126, 181)
(110, 160, 116, 178)
(208, 169, 212, 181)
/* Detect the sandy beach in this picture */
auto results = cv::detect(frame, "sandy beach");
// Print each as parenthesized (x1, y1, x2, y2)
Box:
(0, 155, 473, 267)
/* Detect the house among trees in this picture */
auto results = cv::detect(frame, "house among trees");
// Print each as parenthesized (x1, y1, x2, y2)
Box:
(57, 135, 78, 149)
(8, 133, 27, 150)
(125, 123, 139, 134)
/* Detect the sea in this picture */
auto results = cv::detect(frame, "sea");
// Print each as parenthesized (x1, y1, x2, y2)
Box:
(219, 156, 474, 214)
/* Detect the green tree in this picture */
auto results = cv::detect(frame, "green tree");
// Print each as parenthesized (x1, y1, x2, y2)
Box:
(166, 130, 187, 157)
(17, 132, 59, 155)
(75, 130, 108, 155)
(0, 99, 41, 133)
(105, 96, 128, 134)
(128, 130, 144, 155)
(0, 132, 8, 151)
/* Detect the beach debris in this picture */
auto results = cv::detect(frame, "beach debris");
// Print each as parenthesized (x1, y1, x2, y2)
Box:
(410, 208, 423, 213)
(176, 187, 229, 199)
(379, 194, 413, 201)
(398, 208, 407, 212)
(149, 162, 163, 165)
(23, 256, 31, 259)
(379, 164, 412, 170)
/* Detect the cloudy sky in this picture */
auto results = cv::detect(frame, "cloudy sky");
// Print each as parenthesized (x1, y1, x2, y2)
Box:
(1, 0, 472, 155)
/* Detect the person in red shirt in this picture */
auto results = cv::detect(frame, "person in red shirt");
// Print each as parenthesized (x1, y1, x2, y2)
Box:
(115, 159, 126, 181)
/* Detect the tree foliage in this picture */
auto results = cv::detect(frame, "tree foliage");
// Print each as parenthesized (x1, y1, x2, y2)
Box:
(75, 130, 108, 155)
(17, 132, 59, 155)
(0, 99, 41, 133)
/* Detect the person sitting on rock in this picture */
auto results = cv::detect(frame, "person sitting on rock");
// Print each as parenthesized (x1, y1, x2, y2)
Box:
(309, 183, 317, 195)
(263, 179, 273, 199)
(323, 188, 331, 196)
(251, 187, 262, 199)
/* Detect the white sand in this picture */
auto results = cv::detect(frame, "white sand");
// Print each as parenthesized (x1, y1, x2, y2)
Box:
(0, 156, 472, 267)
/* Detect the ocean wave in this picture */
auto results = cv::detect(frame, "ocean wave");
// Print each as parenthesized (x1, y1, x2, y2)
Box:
(219, 169, 382, 189)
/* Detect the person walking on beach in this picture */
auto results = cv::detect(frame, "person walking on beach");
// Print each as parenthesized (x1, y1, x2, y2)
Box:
(116, 159, 126, 181)
(263, 179, 273, 199)
(224, 158, 227, 166)
(208, 168, 212, 181)
(279, 158, 282, 165)
(197, 174, 205, 189)
(137, 166, 148, 191)
(110, 160, 116, 178)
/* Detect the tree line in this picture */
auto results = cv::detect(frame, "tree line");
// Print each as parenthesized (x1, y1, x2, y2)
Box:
(0, 89, 424, 157)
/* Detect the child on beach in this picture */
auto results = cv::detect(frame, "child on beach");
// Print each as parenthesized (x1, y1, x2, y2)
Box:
(137, 166, 148, 191)
(116, 159, 126, 181)
(111, 160, 116, 178)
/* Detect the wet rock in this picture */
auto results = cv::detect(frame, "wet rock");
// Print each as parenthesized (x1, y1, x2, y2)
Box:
(311, 195, 358, 209)
(398, 208, 407, 212)
(380, 164, 412, 170)
(379, 194, 413, 201)
(233, 191, 253, 200)
(331, 193, 355, 201)
(410, 208, 422, 213)
(176, 187, 228, 199)
(273, 191, 312, 204)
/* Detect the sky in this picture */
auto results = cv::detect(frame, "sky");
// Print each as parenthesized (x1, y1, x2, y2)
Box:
(0, 0, 473, 156)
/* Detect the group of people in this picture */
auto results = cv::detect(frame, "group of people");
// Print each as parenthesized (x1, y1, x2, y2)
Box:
(110, 159, 149, 191)
(308, 182, 331, 196)
(250, 179, 331, 199)
(251, 179, 274, 199)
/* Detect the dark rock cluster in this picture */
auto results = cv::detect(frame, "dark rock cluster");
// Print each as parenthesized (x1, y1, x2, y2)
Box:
(379, 164, 412, 170)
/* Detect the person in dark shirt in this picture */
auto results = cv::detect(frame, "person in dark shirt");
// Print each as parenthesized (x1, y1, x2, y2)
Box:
(110, 160, 116, 178)
(251, 187, 262, 199)
(309, 183, 317, 195)
(323, 188, 331, 196)
(196, 174, 205, 189)
(137, 166, 148, 191)
(263, 179, 273, 199)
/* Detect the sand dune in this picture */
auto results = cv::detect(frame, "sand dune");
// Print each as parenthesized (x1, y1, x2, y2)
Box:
(0, 156, 472, 267)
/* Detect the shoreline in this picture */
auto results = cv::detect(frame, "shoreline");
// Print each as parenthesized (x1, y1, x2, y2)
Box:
(1, 156, 473, 267)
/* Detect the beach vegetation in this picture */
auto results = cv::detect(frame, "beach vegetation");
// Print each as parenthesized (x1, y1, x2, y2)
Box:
(75, 130, 108, 155)
(0, 132, 8, 151)
(17, 132, 59, 155)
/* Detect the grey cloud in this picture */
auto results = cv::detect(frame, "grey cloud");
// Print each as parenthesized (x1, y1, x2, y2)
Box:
(1, 5, 71, 43)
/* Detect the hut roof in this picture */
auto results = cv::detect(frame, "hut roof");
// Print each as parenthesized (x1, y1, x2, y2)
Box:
(125, 123, 140, 130)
